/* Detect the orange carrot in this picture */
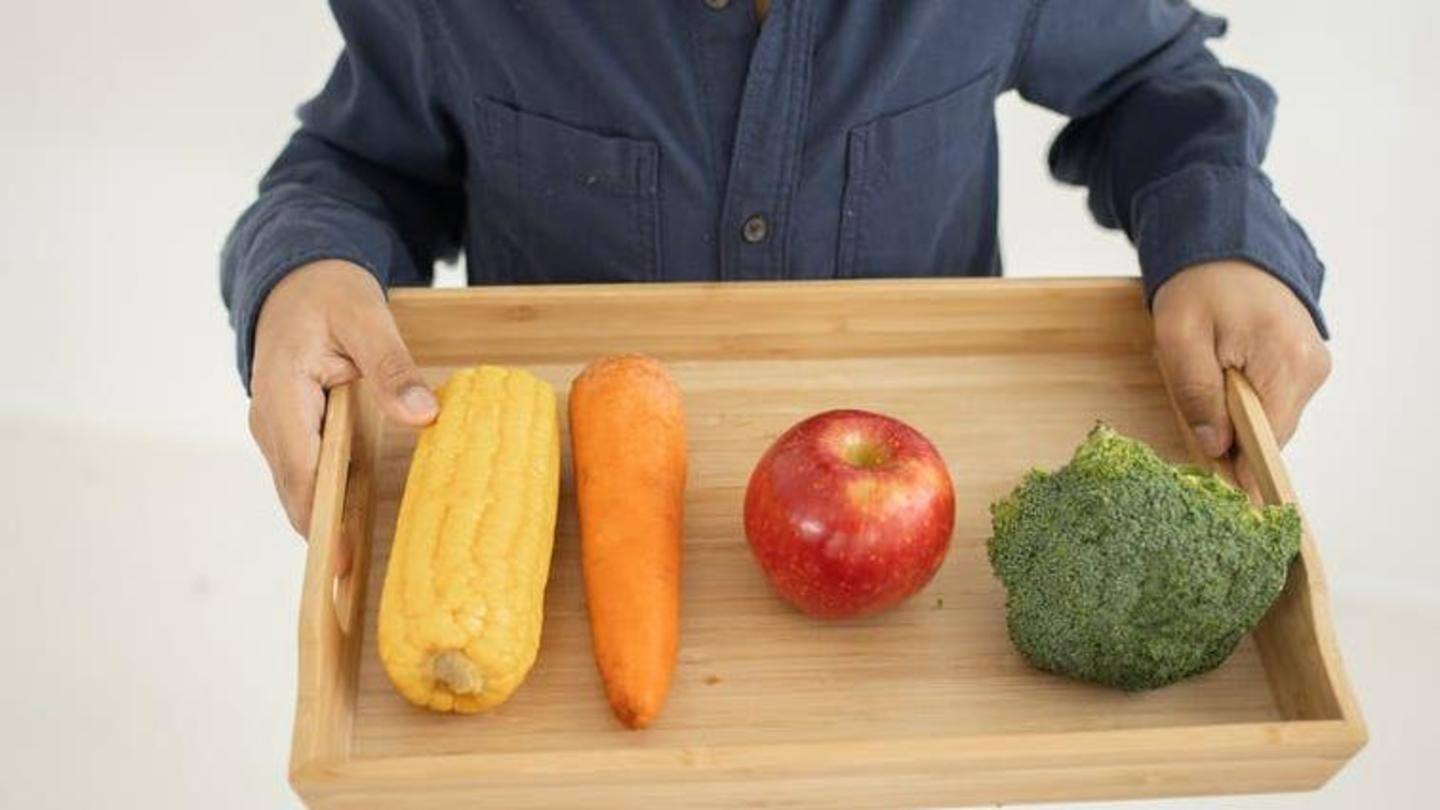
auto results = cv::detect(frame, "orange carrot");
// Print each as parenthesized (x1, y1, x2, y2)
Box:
(568, 354, 686, 729)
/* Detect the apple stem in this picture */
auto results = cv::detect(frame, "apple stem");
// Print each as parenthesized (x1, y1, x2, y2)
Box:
(842, 439, 890, 470)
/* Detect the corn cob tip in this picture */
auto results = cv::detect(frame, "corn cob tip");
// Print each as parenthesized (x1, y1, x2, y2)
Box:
(432, 650, 485, 696)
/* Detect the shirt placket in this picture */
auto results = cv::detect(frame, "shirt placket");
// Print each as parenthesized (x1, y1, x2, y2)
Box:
(709, 0, 814, 280)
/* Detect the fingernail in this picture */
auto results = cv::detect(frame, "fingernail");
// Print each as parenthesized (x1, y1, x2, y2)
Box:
(402, 386, 438, 420)
(1193, 425, 1223, 458)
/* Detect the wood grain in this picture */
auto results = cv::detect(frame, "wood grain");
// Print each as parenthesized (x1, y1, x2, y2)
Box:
(1226, 370, 1365, 729)
(292, 384, 358, 779)
(290, 279, 1364, 809)
(387, 278, 1155, 365)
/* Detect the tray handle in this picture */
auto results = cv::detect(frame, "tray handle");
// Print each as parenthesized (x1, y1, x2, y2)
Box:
(301, 383, 371, 638)
(292, 382, 374, 774)
(1167, 368, 1297, 507)
(1221, 369, 1298, 506)
(1192, 370, 1362, 731)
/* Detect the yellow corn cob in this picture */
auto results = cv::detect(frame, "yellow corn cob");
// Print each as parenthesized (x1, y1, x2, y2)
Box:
(377, 365, 560, 713)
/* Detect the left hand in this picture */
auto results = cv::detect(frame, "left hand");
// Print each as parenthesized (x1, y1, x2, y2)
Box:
(1152, 260, 1331, 465)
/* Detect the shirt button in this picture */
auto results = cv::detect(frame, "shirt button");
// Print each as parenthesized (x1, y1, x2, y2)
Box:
(703, 0, 731, 10)
(741, 214, 770, 244)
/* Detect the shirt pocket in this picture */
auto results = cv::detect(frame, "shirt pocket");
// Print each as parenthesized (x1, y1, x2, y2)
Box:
(470, 97, 661, 283)
(836, 67, 997, 279)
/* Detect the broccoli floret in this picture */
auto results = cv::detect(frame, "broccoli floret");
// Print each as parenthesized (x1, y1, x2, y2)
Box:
(988, 424, 1301, 690)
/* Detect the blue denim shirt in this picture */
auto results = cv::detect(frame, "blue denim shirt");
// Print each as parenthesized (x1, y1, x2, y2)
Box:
(222, 0, 1326, 386)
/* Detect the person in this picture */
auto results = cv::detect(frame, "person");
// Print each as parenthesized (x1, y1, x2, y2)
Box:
(224, 1, 1331, 533)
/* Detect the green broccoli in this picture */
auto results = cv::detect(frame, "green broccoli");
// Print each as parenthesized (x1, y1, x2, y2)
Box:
(987, 424, 1301, 690)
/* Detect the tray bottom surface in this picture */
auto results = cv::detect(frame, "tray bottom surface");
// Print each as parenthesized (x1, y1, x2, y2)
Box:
(348, 353, 1282, 759)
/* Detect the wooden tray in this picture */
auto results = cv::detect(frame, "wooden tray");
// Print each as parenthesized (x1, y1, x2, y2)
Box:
(290, 279, 1365, 809)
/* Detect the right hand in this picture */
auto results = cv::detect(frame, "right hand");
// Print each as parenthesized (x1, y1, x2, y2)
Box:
(249, 260, 438, 538)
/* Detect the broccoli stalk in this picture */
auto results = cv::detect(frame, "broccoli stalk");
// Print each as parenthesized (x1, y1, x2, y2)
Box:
(988, 424, 1301, 690)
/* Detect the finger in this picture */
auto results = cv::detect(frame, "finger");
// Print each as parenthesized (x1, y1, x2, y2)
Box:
(248, 398, 294, 529)
(1233, 449, 1260, 499)
(1242, 335, 1331, 447)
(253, 372, 328, 534)
(1155, 314, 1232, 458)
(332, 298, 438, 427)
(332, 531, 353, 579)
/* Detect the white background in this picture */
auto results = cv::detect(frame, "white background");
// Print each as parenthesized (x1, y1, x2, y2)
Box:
(1, 1, 1436, 807)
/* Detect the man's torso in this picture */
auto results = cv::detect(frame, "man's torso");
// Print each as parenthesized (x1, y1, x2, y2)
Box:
(422, 1, 1027, 285)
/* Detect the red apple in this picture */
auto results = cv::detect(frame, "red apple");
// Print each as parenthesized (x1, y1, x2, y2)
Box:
(743, 409, 955, 619)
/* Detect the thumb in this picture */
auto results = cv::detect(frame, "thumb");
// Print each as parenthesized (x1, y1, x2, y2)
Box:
(333, 297, 438, 427)
(1155, 317, 1231, 458)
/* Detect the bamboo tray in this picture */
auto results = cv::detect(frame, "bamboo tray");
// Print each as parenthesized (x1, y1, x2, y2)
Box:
(291, 278, 1365, 809)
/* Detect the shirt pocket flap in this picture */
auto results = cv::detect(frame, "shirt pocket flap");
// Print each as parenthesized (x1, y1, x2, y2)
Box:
(854, 66, 998, 176)
(477, 97, 658, 198)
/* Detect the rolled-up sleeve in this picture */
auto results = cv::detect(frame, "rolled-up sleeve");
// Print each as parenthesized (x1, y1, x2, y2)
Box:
(220, 0, 465, 389)
(1012, 0, 1327, 335)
